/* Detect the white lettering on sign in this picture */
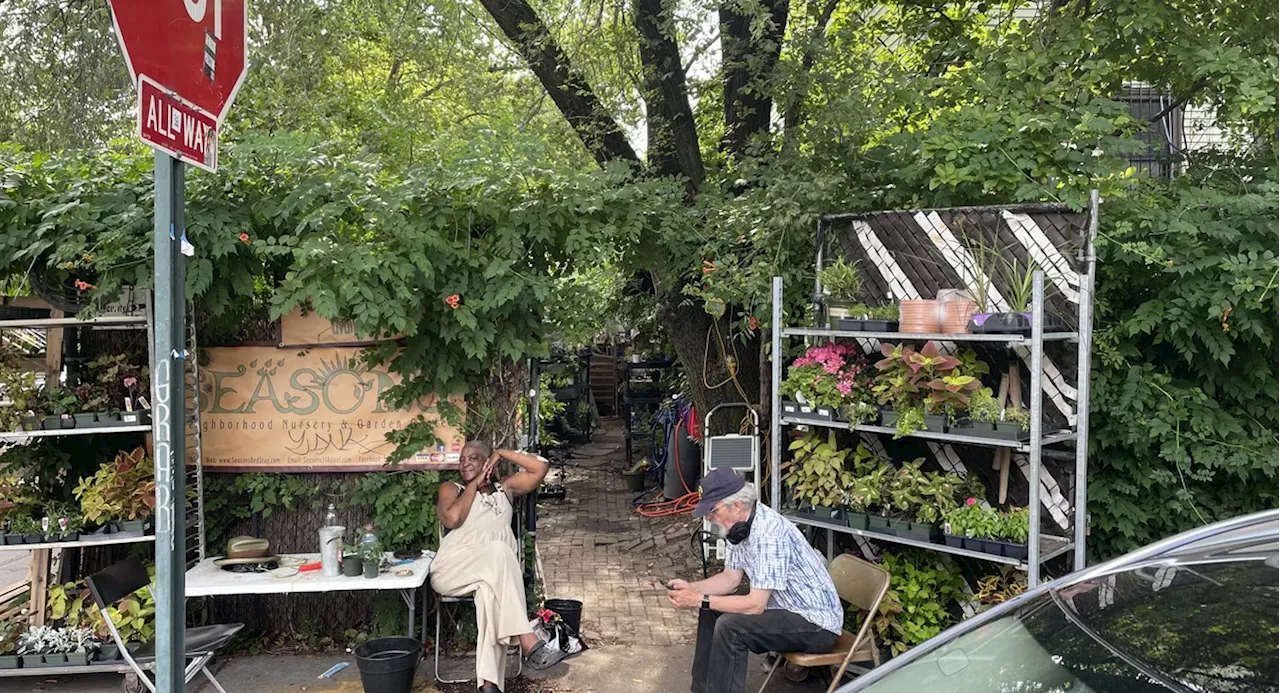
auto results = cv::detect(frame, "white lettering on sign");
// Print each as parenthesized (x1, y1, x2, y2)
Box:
(153, 357, 173, 550)
(184, 0, 223, 39)
(144, 92, 211, 156)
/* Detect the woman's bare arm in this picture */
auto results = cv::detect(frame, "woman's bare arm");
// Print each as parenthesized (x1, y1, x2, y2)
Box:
(438, 456, 496, 529)
(495, 449, 550, 498)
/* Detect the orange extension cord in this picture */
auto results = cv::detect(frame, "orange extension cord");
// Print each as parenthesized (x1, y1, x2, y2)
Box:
(635, 409, 700, 518)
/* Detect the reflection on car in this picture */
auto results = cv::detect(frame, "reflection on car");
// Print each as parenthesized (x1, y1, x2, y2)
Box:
(836, 509, 1279, 693)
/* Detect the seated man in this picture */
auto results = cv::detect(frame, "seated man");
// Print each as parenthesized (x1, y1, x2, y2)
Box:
(431, 442, 564, 693)
(667, 468, 843, 693)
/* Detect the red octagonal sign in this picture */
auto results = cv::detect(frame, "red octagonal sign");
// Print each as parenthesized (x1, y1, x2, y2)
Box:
(108, 0, 248, 172)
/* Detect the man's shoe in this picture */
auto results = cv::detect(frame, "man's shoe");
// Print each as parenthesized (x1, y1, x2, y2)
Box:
(524, 641, 567, 670)
(480, 684, 501, 693)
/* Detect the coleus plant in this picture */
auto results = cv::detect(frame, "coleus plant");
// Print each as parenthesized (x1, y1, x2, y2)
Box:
(73, 447, 156, 525)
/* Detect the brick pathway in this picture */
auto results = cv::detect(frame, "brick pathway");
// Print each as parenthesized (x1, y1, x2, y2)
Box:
(538, 420, 704, 646)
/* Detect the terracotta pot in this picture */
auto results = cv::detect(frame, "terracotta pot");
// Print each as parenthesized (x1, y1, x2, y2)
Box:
(899, 300, 940, 333)
(941, 299, 976, 334)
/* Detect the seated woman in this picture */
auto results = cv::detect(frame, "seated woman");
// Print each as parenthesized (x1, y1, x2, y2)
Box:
(430, 441, 563, 692)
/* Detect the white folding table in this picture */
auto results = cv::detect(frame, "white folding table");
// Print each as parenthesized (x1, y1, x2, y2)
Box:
(185, 552, 435, 639)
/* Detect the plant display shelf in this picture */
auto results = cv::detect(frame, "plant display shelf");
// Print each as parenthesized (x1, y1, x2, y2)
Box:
(0, 535, 155, 552)
(784, 512, 1073, 570)
(0, 425, 152, 442)
(768, 195, 1099, 587)
(782, 327, 1078, 345)
(779, 416, 1077, 452)
(0, 660, 154, 678)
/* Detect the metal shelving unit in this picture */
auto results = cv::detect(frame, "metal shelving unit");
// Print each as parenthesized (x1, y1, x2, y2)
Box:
(0, 298, 206, 662)
(622, 359, 674, 468)
(768, 195, 1098, 586)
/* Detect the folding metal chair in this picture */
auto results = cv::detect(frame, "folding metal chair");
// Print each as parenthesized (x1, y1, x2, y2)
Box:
(757, 554, 890, 693)
(433, 522, 524, 684)
(87, 555, 243, 693)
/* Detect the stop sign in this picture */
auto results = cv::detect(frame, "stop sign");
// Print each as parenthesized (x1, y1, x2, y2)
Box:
(108, 0, 248, 171)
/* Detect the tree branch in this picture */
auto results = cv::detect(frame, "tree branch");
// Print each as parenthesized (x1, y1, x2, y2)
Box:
(634, 0, 704, 191)
(1148, 77, 1209, 124)
(720, 0, 790, 156)
(475, 0, 640, 167)
(782, 0, 840, 146)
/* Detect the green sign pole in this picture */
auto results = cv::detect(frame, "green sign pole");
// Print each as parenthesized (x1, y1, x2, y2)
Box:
(152, 151, 188, 693)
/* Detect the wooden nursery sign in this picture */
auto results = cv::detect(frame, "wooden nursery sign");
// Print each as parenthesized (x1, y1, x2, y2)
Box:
(197, 346, 464, 472)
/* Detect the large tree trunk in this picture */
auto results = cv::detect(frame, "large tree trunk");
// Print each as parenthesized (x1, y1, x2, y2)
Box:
(635, 0, 704, 193)
(658, 297, 762, 437)
(720, 0, 790, 155)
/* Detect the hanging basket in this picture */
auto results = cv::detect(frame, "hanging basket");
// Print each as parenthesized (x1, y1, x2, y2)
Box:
(27, 261, 95, 314)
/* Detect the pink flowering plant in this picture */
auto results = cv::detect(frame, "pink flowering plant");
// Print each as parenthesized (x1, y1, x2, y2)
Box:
(780, 343, 877, 422)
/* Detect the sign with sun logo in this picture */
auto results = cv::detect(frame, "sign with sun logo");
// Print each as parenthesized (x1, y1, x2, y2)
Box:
(198, 346, 465, 471)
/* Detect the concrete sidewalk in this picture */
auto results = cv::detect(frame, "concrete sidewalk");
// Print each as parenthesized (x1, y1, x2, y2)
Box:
(0, 647, 832, 692)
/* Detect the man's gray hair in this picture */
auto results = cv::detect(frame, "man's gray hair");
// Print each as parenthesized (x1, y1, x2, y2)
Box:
(723, 482, 758, 508)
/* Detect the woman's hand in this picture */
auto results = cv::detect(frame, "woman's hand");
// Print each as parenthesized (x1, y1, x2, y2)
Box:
(475, 453, 500, 486)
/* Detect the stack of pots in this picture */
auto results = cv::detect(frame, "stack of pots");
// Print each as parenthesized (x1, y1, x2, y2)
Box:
(899, 291, 976, 334)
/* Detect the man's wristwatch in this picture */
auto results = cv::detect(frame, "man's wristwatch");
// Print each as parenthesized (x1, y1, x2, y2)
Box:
(701, 595, 711, 610)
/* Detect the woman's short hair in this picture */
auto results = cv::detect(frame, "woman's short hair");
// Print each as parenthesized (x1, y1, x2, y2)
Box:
(461, 440, 493, 459)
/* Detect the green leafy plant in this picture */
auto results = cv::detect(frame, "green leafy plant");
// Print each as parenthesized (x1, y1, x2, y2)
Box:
(865, 551, 966, 655)
(883, 458, 966, 523)
(349, 471, 443, 554)
(0, 475, 39, 527)
(7, 515, 42, 536)
(1003, 407, 1030, 432)
(783, 431, 853, 509)
(0, 620, 22, 655)
(967, 387, 1001, 424)
(944, 499, 1028, 542)
(48, 566, 157, 643)
(819, 257, 862, 301)
(72, 447, 156, 525)
(926, 374, 980, 421)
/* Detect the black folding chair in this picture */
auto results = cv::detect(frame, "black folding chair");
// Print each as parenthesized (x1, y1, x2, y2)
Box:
(87, 555, 244, 693)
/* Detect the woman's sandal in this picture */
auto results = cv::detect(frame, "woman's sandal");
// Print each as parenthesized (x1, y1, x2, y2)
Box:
(524, 641, 567, 670)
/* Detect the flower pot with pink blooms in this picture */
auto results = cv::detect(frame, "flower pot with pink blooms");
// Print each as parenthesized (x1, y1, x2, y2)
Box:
(781, 343, 876, 428)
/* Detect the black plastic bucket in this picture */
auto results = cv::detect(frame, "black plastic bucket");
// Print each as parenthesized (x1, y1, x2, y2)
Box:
(354, 636, 421, 693)
(544, 598, 583, 633)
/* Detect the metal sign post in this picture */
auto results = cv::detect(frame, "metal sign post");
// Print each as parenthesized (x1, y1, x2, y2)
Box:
(152, 152, 188, 693)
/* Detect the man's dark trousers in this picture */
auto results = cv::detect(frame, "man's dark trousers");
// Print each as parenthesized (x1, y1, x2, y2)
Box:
(691, 607, 837, 693)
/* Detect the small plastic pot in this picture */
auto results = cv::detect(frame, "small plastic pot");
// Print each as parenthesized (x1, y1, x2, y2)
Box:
(922, 414, 947, 432)
(74, 413, 98, 428)
(343, 555, 363, 577)
(363, 559, 380, 579)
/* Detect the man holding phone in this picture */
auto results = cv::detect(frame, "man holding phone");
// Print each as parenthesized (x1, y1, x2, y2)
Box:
(667, 468, 842, 693)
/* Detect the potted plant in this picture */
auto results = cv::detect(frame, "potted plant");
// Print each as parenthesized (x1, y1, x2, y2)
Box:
(0, 621, 21, 670)
(943, 500, 1006, 555)
(995, 407, 1031, 441)
(819, 257, 863, 329)
(52, 511, 85, 543)
(74, 447, 156, 535)
(956, 387, 1000, 437)
(18, 625, 63, 667)
(10, 516, 44, 544)
(64, 627, 98, 666)
(966, 251, 1066, 334)
(40, 386, 79, 430)
(990, 508, 1030, 560)
(843, 446, 888, 530)
(342, 548, 363, 577)
(87, 354, 149, 426)
(925, 373, 980, 433)
(0, 351, 45, 432)
(874, 342, 962, 436)
(360, 536, 383, 579)
(782, 431, 853, 523)
(781, 343, 870, 424)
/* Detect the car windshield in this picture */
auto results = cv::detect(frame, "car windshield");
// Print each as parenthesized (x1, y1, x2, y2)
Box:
(853, 556, 1278, 693)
